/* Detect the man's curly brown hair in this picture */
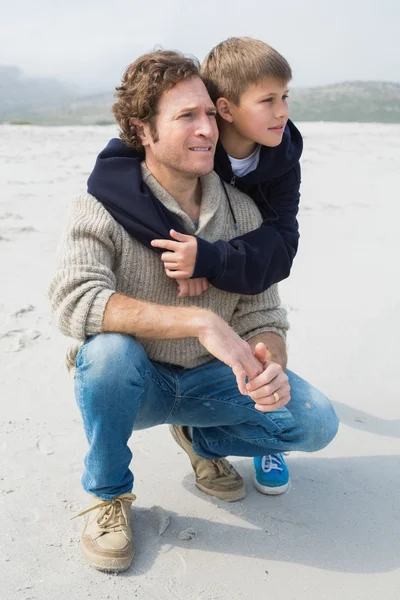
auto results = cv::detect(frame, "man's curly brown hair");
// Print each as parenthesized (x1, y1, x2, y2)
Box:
(112, 50, 201, 151)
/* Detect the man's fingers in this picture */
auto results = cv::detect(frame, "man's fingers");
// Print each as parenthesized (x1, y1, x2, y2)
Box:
(151, 239, 180, 251)
(246, 362, 282, 392)
(176, 280, 190, 298)
(232, 364, 248, 395)
(254, 397, 289, 412)
(201, 278, 208, 293)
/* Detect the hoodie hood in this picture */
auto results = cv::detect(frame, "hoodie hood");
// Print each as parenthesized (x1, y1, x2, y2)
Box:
(213, 119, 303, 184)
(87, 138, 185, 239)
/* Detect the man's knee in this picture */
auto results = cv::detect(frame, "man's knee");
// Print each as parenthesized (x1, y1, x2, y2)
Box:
(76, 333, 149, 386)
(304, 396, 339, 452)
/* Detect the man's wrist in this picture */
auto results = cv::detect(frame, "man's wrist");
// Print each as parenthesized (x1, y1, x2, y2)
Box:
(189, 309, 216, 338)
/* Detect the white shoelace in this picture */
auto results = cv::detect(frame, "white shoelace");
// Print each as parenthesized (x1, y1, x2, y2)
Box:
(261, 453, 289, 473)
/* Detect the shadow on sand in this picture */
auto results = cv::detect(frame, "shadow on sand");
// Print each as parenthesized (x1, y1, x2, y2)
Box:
(123, 453, 400, 578)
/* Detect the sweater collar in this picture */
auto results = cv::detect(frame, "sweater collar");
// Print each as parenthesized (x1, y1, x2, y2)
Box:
(140, 163, 223, 235)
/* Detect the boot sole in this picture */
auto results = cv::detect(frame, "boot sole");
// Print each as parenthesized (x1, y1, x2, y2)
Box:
(196, 480, 246, 502)
(80, 540, 134, 572)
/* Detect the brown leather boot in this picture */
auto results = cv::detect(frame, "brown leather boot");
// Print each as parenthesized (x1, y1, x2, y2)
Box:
(74, 493, 136, 572)
(170, 426, 245, 501)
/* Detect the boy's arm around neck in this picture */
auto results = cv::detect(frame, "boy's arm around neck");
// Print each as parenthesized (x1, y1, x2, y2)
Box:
(191, 163, 301, 295)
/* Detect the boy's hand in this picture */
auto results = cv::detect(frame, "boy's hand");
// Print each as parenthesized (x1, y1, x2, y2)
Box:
(151, 229, 198, 279)
(246, 343, 291, 412)
(177, 278, 208, 298)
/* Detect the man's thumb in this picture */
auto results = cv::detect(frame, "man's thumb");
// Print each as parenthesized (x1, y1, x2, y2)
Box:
(254, 342, 267, 364)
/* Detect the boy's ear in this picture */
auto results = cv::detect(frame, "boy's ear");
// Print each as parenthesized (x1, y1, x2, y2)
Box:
(216, 98, 234, 123)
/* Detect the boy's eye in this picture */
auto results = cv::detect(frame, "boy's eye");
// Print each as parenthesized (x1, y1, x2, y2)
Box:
(283, 95, 289, 100)
(262, 98, 273, 103)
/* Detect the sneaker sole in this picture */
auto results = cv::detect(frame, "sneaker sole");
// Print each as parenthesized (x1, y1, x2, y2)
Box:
(253, 476, 290, 496)
(80, 540, 134, 572)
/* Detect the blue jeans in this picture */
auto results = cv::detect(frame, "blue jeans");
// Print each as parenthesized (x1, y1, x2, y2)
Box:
(74, 334, 339, 500)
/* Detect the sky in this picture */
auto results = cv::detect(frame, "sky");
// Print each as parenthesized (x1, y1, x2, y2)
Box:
(1, 0, 399, 93)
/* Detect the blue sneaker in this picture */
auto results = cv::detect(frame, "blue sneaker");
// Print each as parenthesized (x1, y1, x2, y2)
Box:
(253, 454, 290, 495)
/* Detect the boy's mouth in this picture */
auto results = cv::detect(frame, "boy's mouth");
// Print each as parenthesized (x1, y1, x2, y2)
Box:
(268, 124, 285, 131)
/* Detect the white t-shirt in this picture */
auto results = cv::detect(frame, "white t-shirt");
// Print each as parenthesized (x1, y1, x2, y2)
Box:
(228, 145, 261, 177)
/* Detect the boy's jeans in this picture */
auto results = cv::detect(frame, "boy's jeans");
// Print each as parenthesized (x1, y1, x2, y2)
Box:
(75, 334, 339, 500)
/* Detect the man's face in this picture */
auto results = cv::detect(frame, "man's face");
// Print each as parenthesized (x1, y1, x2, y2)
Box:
(141, 77, 218, 178)
(223, 77, 289, 148)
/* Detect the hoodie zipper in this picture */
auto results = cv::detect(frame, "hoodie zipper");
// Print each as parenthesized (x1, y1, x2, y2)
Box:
(230, 176, 236, 187)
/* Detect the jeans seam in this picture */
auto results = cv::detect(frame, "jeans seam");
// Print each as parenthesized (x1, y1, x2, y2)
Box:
(163, 371, 182, 423)
(181, 394, 286, 434)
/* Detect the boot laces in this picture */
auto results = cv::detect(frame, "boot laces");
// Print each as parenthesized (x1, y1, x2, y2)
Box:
(72, 493, 136, 532)
(212, 458, 235, 478)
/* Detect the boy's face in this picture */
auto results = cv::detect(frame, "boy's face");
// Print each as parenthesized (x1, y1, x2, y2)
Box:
(218, 77, 289, 148)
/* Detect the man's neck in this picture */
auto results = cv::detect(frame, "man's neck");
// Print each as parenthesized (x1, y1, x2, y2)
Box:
(144, 158, 201, 221)
(218, 120, 257, 159)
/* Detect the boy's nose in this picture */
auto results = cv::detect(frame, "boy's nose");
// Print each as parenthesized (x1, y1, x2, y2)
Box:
(275, 102, 289, 119)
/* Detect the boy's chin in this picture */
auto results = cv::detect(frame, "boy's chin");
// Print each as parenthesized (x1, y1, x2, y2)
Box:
(260, 133, 285, 147)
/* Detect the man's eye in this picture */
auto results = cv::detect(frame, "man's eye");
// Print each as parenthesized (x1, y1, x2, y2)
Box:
(208, 112, 217, 118)
(181, 113, 193, 118)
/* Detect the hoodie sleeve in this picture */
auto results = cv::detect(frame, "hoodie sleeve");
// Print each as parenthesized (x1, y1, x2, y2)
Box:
(192, 163, 301, 295)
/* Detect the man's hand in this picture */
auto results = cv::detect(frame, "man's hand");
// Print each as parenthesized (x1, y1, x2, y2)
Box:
(176, 278, 208, 298)
(198, 315, 264, 395)
(151, 229, 198, 279)
(246, 342, 291, 412)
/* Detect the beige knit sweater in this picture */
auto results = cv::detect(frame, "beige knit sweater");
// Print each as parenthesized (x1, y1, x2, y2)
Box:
(48, 165, 289, 369)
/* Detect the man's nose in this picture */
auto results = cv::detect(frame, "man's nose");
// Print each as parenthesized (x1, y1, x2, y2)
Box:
(194, 115, 216, 139)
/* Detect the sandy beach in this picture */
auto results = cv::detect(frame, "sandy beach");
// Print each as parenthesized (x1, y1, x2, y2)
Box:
(1, 122, 399, 600)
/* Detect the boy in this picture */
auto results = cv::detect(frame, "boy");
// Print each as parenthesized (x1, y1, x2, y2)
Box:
(87, 38, 303, 494)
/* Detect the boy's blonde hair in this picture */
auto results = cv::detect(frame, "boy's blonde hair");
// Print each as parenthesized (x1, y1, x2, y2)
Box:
(201, 37, 292, 105)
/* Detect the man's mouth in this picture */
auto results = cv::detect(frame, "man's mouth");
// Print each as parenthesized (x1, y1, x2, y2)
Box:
(189, 146, 213, 152)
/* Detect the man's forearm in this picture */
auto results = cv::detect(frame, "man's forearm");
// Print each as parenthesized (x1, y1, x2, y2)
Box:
(248, 332, 287, 370)
(102, 292, 209, 340)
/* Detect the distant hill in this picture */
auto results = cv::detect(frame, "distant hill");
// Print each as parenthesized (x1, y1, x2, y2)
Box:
(1, 69, 400, 125)
(0, 66, 74, 121)
(289, 81, 400, 123)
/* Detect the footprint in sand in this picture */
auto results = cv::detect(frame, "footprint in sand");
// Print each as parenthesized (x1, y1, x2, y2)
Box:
(0, 328, 41, 352)
(36, 433, 80, 461)
(0, 212, 23, 220)
(36, 434, 56, 456)
(12, 305, 35, 318)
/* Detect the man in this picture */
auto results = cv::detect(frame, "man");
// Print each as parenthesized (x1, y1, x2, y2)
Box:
(48, 50, 338, 573)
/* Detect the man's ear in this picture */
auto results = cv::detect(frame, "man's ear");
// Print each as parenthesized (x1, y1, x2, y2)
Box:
(129, 118, 150, 146)
(216, 98, 234, 123)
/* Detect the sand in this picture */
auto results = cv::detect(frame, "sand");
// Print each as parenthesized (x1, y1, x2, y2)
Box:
(1, 122, 399, 600)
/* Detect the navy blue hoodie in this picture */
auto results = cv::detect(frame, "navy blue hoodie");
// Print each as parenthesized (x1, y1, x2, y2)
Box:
(87, 119, 302, 295)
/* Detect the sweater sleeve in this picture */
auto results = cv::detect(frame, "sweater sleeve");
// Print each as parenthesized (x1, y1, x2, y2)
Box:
(192, 163, 301, 295)
(48, 195, 118, 340)
(230, 284, 289, 342)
